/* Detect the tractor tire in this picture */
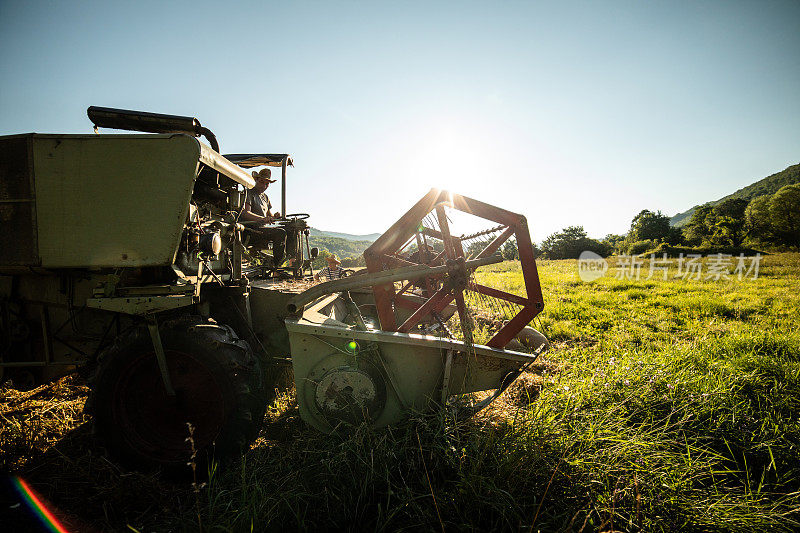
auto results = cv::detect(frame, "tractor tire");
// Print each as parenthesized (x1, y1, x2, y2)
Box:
(86, 316, 267, 471)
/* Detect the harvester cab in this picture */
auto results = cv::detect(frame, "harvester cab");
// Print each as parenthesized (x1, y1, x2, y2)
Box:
(0, 107, 549, 471)
(85, 106, 315, 282)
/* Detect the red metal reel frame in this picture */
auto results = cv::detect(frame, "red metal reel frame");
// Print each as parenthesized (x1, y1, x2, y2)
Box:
(364, 189, 544, 349)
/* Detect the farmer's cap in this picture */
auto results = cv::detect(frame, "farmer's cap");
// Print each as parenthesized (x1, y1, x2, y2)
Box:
(251, 168, 277, 183)
(327, 255, 341, 265)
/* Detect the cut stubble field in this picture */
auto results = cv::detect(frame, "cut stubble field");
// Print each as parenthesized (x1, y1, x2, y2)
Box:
(2, 254, 799, 532)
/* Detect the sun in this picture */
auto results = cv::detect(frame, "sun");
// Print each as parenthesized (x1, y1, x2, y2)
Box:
(412, 122, 485, 193)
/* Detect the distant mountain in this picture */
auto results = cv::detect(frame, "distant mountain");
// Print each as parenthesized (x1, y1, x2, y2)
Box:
(670, 163, 800, 227)
(307, 235, 374, 265)
(309, 227, 381, 242)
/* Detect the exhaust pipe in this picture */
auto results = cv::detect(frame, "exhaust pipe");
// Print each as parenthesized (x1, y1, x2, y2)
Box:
(87, 106, 219, 152)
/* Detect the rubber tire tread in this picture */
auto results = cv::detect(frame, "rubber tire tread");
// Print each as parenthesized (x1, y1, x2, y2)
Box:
(86, 315, 267, 471)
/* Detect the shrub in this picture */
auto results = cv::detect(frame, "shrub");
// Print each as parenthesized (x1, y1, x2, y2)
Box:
(625, 239, 658, 255)
(637, 242, 765, 258)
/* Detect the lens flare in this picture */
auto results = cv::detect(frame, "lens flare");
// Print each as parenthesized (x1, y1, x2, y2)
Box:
(12, 476, 70, 533)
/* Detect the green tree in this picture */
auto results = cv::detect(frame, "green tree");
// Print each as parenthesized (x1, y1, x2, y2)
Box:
(683, 203, 715, 245)
(629, 210, 671, 242)
(711, 198, 748, 246)
(666, 226, 684, 245)
(501, 238, 519, 260)
(340, 255, 366, 268)
(745, 195, 774, 243)
(769, 183, 800, 246)
(540, 226, 609, 259)
(602, 234, 626, 254)
(465, 240, 485, 258)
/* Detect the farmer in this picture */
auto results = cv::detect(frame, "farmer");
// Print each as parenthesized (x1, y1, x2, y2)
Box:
(242, 168, 286, 267)
(315, 254, 345, 281)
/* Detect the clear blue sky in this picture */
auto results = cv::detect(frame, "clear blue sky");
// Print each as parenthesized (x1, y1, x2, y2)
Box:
(2, 1, 798, 241)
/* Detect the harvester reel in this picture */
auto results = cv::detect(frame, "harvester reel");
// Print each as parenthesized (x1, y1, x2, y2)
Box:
(364, 189, 544, 349)
(286, 190, 549, 434)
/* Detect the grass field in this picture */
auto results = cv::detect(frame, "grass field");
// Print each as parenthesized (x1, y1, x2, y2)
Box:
(2, 254, 799, 531)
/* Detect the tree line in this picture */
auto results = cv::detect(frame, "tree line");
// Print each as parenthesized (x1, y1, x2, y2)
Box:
(309, 183, 799, 264)
(539, 183, 800, 259)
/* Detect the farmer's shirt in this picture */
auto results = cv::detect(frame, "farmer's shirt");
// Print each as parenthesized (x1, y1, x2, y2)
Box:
(318, 266, 344, 280)
(246, 189, 272, 219)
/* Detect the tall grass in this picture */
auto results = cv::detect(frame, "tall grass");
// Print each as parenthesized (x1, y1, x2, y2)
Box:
(168, 254, 799, 532)
(4, 254, 799, 531)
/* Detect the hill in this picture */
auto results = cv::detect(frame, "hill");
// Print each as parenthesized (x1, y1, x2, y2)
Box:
(670, 163, 800, 227)
(309, 227, 381, 242)
(307, 235, 373, 263)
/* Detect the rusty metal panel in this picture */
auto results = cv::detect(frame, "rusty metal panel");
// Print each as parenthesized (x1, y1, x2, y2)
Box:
(0, 134, 39, 266)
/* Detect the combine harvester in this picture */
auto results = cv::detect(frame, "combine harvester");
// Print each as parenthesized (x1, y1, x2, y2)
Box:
(0, 107, 548, 469)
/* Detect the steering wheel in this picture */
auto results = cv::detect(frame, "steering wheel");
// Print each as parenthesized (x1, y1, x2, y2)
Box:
(281, 213, 310, 221)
